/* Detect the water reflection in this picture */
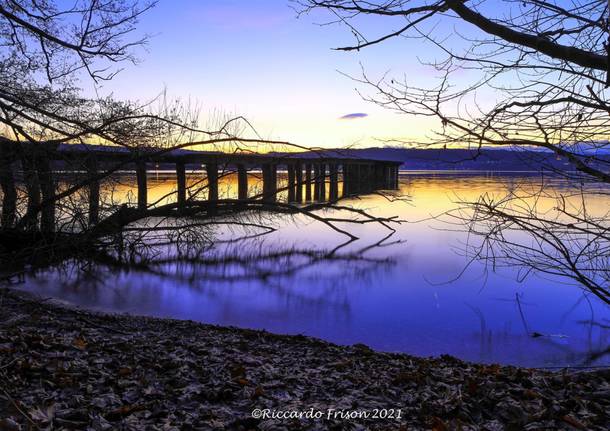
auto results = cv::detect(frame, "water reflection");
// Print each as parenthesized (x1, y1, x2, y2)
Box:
(10, 172, 610, 367)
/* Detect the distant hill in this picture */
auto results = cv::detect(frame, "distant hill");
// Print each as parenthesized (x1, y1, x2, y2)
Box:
(286, 147, 610, 172)
(49, 143, 609, 172)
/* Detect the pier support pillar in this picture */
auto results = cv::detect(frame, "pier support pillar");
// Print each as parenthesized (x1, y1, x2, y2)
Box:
(305, 163, 312, 201)
(341, 164, 350, 197)
(176, 161, 186, 212)
(295, 162, 303, 203)
(374, 164, 384, 190)
(362, 164, 373, 193)
(237, 164, 248, 200)
(0, 143, 17, 228)
(136, 159, 147, 211)
(21, 151, 41, 230)
(318, 164, 326, 201)
(262, 164, 270, 201)
(271, 164, 277, 195)
(206, 163, 219, 215)
(384, 165, 391, 190)
(360, 164, 368, 193)
(287, 163, 296, 202)
(329, 163, 338, 201)
(87, 156, 100, 225)
(356, 164, 365, 195)
(313, 164, 321, 201)
(262, 163, 277, 202)
(394, 166, 399, 190)
(344, 164, 357, 196)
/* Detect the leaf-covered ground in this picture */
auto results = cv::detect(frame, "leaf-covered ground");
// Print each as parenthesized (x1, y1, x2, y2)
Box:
(0, 288, 608, 430)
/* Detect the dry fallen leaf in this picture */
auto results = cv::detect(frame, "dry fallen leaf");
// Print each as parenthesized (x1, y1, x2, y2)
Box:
(118, 367, 132, 376)
(251, 386, 264, 399)
(230, 364, 246, 379)
(105, 404, 143, 421)
(561, 415, 586, 430)
(72, 336, 87, 350)
(29, 404, 56, 424)
(430, 416, 448, 431)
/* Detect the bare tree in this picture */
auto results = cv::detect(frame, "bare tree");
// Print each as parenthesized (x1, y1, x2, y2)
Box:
(296, 0, 610, 303)
(0, 1, 403, 280)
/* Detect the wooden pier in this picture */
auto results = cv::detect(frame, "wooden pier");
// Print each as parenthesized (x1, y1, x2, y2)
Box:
(0, 141, 401, 232)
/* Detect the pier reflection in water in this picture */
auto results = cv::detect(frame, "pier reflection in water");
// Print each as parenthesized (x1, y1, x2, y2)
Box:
(13, 172, 610, 367)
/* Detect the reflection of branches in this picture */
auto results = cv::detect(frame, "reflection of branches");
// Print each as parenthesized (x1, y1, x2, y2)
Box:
(6, 217, 400, 321)
(104, 232, 397, 283)
(443, 183, 609, 304)
(583, 346, 610, 365)
(578, 320, 610, 330)
(86, 198, 400, 240)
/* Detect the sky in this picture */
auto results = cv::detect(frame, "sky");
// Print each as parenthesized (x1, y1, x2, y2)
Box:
(87, 0, 472, 149)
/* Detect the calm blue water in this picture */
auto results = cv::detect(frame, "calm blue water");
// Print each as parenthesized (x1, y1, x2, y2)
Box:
(13, 172, 610, 367)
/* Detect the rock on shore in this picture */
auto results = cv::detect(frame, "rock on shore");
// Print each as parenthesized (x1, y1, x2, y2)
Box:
(0, 288, 608, 430)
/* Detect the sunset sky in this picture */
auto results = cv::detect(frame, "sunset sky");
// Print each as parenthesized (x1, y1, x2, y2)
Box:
(88, 0, 473, 149)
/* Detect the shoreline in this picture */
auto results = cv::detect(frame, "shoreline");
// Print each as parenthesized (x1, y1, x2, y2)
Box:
(6, 288, 607, 372)
(1, 288, 609, 430)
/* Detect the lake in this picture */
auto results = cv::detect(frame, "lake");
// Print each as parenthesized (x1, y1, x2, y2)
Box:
(11, 171, 610, 367)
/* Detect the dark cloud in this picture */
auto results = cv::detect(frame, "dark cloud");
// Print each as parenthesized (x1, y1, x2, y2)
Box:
(339, 113, 368, 120)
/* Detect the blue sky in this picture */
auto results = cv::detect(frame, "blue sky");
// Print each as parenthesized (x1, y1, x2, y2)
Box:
(88, 0, 472, 149)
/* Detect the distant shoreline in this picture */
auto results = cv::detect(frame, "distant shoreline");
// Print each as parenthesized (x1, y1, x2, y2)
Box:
(41, 168, 582, 175)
